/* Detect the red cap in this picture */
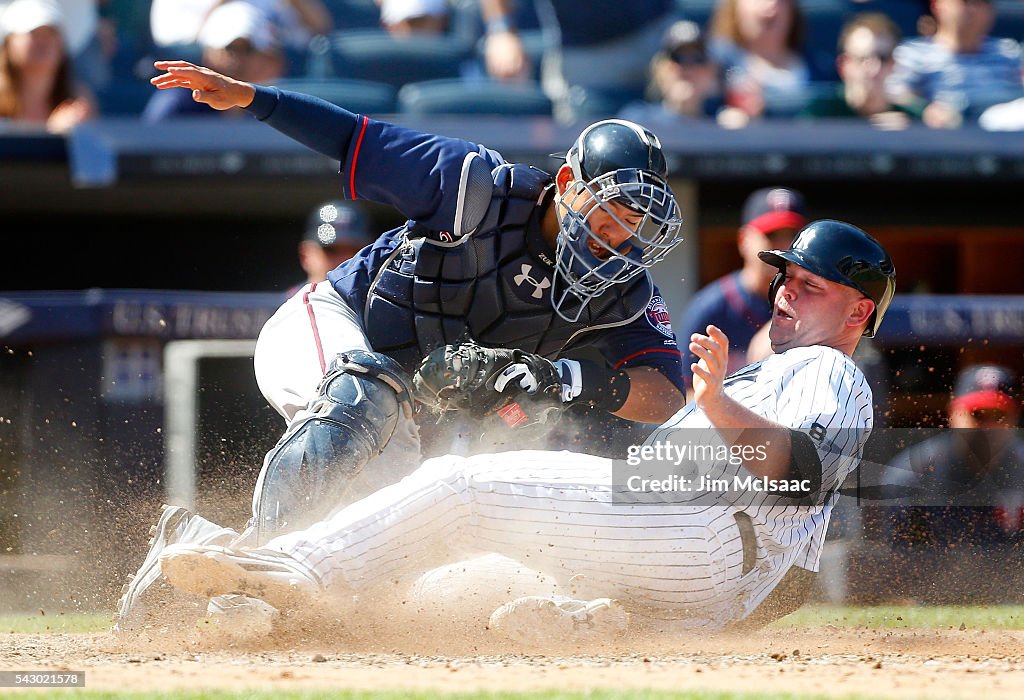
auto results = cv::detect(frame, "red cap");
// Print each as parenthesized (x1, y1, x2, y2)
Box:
(949, 364, 1018, 414)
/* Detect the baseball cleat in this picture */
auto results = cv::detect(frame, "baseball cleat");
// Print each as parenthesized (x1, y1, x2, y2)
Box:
(195, 594, 280, 643)
(112, 504, 216, 634)
(488, 596, 628, 647)
(159, 543, 322, 613)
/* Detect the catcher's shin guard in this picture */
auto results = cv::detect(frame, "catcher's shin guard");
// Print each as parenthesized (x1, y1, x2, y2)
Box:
(251, 350, 413, 543)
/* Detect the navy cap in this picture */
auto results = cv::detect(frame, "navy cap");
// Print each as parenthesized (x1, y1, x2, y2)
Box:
(305, 201, 372, 247)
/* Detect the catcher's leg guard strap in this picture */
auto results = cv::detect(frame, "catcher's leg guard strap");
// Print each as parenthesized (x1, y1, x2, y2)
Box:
(252, 350, 414, 543)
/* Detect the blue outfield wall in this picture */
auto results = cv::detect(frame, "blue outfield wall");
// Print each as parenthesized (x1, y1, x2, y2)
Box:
(1, 289, 1022, 346)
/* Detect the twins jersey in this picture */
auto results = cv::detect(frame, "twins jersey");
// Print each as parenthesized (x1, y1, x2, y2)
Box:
(647, 344, 874, 581)
(245, 86, 684, 390)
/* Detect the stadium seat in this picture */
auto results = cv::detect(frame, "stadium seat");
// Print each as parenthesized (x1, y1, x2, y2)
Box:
(397, 78, 553, 116)
(675, 0, 717, 26)
(95, 78, 158, 117)
(562, 85, 648, 121)
(273, 77, 398, 115)
(800, 0, 848, 82)
(328, 30, 476, 89)
(994, 0, 1024, 42)
(843, 1, 929, 41)
(324, 0, 385, 31)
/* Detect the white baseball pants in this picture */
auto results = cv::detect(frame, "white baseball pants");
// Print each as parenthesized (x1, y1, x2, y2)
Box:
(252, 282, 422, 506)
(265, 449, 757, 624)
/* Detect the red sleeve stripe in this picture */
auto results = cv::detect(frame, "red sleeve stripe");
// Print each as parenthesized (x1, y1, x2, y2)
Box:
(302, 282, 328, 374)
(348, 115, 369, 200)
(613, 348, 682, 370)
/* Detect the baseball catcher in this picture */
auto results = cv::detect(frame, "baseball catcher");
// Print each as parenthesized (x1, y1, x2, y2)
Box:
(115, 61, 688, 634)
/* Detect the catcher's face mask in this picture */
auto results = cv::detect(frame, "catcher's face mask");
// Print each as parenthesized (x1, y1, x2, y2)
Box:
(551, 120, 684, 322)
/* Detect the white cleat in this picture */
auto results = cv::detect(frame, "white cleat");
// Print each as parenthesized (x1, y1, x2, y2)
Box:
(113, 504, 228, 634)
(159, 543, 322, 613)
(488, 595, 628, 648)
(195, 594, 280, 643)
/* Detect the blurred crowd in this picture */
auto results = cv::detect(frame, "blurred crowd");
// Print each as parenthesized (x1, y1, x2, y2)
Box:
(1, 0, 1023, 130)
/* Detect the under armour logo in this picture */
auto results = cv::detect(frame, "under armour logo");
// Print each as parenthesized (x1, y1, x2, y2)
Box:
(513, 263, 551, 299)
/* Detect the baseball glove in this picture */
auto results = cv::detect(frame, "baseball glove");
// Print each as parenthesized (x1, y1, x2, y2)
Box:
(412, 340, 562, 417)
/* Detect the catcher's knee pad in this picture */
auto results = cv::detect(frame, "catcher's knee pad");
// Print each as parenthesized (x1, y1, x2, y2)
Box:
(253, 350, 414, 542)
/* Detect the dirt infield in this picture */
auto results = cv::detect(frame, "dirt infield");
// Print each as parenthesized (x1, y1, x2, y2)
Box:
(4, 624, 1023, 698)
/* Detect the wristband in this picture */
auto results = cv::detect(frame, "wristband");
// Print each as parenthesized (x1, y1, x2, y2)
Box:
(574, 359, 631, 413)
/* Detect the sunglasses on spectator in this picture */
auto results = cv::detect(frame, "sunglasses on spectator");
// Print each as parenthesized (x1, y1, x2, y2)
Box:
(670, 50, 709, 66)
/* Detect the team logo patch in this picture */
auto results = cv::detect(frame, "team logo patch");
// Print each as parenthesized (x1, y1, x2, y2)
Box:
(975, 367, 1002, 390)
(766, 188, 796, 211)
(646, 296, 673, 338)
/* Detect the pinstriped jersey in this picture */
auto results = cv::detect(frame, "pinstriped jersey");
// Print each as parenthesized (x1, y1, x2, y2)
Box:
(645, 344, 873, 580)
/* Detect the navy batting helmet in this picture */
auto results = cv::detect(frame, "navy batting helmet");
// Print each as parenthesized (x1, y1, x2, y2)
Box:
(758, 219, 896, 338)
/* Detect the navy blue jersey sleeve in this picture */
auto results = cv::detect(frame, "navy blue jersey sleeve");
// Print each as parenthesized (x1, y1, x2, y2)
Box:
(574, 290, 685, 395)
(340, 117, 505, 232)
(677, 280, 728, 388)
(244, 85, 506, 234)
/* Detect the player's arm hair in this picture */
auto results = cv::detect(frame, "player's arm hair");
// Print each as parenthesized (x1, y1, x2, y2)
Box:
(727, 566, 817, 632)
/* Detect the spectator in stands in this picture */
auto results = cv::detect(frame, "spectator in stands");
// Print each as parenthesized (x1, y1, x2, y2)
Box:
(0, 0, 96, 132)
(479, 0, 678, 122)
(881, 364, 1024, 601)
(678, 186, 807, 394)
(707, 0, 812, 127)
(887, 0, 1024, 129)
(142, 1, 286, 122)
(288, 199, 374, 296)
(378, 0, 449, 37)
(618, 19, 724, 126)
(0, 0, 112, 91)
(801, 12, 916, 129)
(149, 0, 332, 55)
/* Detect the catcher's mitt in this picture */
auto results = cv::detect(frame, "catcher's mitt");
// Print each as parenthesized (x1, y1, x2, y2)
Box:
(412, 340, 562, 417)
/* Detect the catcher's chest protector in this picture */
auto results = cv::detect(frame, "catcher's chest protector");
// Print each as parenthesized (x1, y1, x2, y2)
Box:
(365, 163, 652, 373)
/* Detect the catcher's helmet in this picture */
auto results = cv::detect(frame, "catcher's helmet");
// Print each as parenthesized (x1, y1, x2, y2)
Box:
(551, 119, 683, 321)
(758, 219, 896, 338)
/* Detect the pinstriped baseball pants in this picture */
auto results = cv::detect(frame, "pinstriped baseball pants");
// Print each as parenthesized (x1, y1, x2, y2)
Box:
(265, 449, 752, 618)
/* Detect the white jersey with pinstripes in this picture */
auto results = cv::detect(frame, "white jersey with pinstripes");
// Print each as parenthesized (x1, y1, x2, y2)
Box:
(646, 344, 873, 616)
(267, 344, 871, 629)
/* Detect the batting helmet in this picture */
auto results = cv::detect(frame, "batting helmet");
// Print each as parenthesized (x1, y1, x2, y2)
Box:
(758, 219, 896, 338)
(552, 119, 683, 321)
